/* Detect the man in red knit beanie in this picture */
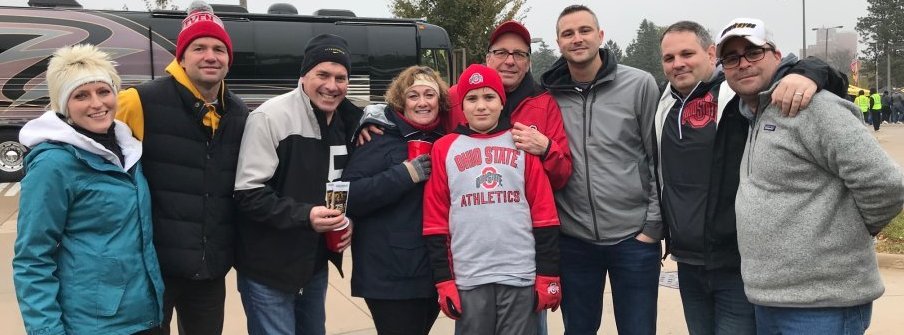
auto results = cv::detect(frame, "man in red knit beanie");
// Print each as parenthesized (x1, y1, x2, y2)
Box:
(116, 1, 249, 334)
(175, 1, 234, 67)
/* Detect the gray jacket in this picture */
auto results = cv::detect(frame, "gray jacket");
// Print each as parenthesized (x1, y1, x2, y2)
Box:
(736, 86, 904, 308)
(541, 48, 662, 244)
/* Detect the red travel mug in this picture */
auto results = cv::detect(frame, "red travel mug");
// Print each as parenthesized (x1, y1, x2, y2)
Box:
(407, 140, 433, 159)
(325, 219, 350, 253)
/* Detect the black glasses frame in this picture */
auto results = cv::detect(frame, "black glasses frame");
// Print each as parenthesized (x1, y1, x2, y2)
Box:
(488, 49, 530, 61)
(719, 47, 774, 69)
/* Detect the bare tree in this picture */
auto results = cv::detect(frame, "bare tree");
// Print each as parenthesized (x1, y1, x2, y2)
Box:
(143, 0, 178, 11)
(827, 50, 856, 76)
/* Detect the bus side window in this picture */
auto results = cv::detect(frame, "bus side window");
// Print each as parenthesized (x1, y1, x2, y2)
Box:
(420, 49, 437, 71)
(420, 49, 451, 84)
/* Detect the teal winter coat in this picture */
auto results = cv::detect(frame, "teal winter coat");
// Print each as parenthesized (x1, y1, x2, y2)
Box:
(13, 111, 164, 335)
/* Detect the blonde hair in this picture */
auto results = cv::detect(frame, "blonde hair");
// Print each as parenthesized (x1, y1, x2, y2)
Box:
(384, 66, 450, 116)
(46, 44, 121, 117)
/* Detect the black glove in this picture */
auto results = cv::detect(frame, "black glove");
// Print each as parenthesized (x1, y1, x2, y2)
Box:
(404, 154, 431, 183)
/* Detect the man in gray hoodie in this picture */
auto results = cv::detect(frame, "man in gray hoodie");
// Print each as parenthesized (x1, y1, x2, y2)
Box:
(719, 17, 904, 334)
(541, 5, 662, 334)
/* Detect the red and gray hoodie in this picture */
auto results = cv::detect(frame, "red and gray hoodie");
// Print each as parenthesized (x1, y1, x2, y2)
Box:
(423, 123, 560, 287)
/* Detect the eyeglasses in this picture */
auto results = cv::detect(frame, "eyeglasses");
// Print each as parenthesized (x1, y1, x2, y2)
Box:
(719, 47, 773, 69)
(488, 49, 530, 62)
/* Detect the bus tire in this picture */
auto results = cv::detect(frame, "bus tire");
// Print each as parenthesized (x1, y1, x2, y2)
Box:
(0, 128, 26, 182)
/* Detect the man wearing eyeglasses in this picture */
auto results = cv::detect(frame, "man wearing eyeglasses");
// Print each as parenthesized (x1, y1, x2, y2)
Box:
(656, 20, 847, 335)
(720, 18, 903, 334)
(445, 20, 573, 190)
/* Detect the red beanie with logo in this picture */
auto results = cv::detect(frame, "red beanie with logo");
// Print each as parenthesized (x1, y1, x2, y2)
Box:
(456, 64, 506, 106)
(176, 5, 233, 66)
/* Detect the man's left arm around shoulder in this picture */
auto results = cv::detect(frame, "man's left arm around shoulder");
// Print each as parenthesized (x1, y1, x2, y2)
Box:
(787, 56, 848, 97)
(637, 73, 664, 242)
(772, 57, 849, 116)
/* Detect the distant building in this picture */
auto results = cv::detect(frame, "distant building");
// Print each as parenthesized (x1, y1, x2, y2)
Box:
(799, 28, 857, 77)
(803, 28, 857, 61)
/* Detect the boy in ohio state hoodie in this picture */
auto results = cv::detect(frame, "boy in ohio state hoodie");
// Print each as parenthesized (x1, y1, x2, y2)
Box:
(423, 64, 562, 335)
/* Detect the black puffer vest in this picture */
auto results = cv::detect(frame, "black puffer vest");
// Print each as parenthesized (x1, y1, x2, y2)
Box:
(136, 77, 248, 279)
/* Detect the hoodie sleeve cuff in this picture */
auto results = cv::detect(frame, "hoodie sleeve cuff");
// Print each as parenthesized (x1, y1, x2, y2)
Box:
(641, 220, 664, 241)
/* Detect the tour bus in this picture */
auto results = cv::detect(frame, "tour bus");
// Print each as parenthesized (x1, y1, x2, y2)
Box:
(0, 1, 453, 181)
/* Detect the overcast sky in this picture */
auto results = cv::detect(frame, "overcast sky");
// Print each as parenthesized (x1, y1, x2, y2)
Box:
(11, 0, 870, 57)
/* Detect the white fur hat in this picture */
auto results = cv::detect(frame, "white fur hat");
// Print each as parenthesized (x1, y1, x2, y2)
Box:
(46, 44, 121, 118)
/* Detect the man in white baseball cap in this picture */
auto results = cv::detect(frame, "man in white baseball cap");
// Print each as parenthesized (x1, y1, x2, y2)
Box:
(716, 18, 774, 57)
(721, 17, 904, 335)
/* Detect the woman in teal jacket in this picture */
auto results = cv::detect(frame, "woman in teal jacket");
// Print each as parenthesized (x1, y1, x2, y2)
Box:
(13, 44, 164, 335)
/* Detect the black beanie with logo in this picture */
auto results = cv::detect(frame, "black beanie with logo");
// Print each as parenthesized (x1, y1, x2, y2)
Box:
(300, 34, 351, 76)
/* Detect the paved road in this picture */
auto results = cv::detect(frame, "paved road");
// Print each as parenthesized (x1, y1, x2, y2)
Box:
(1, 124, 903, 334)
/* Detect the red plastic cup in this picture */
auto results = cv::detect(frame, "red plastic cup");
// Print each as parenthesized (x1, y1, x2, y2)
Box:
(408, 140, 433, 159)
(325, 219, 350, 253)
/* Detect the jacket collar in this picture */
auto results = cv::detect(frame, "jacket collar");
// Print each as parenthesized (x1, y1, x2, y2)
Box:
(541, 48, 618, 91)
(504, 74, 543, 113)
(385, 106, 444, 140)
(19, 111, 142, 171)
(454, 115, 513, 136)
(668, 70, 724, 102)
(166, 60, 230, 115)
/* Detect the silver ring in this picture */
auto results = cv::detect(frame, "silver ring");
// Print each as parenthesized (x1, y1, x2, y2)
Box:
(794, 92, 803, 96)
(514, 135, 520, 141)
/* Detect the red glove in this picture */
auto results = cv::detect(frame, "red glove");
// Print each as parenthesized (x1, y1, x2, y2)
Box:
(435, 280, 462, 320)
(534, 275, 562, 312)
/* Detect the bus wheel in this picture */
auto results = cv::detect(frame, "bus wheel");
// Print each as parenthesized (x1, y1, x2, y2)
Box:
(0, 128, 26, 182)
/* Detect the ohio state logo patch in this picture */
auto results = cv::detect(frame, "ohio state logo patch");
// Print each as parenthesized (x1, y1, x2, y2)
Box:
(469, 72, 484, 84)
(547, 282, 560, 295)
(475, 166, 503, 189)
(682, 92, 717, 129)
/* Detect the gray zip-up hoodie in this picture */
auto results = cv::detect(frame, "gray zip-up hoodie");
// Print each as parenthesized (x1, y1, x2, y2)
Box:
(736, 84, 904, 308)
(541, 48, 662, 244)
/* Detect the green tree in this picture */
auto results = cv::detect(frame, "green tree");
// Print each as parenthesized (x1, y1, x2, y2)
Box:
(605, 40, 624, 62)
(856, 0, 904, 89)
(622, 19, 665, 85)
(530, 40, 557, 82)
(389, 0, 527, 65)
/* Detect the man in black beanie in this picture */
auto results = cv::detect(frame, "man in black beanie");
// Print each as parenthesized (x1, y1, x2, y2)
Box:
(233, 33, 362, 335)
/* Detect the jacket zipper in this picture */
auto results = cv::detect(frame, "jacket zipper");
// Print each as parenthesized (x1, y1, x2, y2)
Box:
(197, 104, 227, 278)
(127, 169, 161, 322)
(675, 82, 703, 140)
(576, 86, 601, 240)
(746, 107, 762, 177)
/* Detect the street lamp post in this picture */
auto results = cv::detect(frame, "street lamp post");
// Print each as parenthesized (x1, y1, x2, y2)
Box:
(802, 0, 806, 58)
(811, 25, 843, 60)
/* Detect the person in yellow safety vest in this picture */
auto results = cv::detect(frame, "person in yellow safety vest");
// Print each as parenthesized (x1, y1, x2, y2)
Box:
(870, 88, 882, 131)
(855, 90, 870, 124)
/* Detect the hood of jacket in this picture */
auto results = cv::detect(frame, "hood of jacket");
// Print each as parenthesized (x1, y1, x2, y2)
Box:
(19, 110, 142, 170)
(541, 48, 618, 91)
